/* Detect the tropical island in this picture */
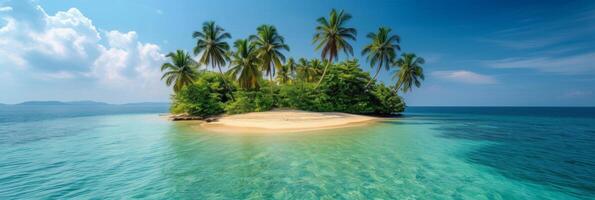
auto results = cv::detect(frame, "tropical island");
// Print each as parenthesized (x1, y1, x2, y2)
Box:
(160, 9, 425, 131)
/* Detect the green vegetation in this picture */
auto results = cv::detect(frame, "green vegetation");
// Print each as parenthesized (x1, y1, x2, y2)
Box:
(394, 53, 425, 93)
(312, 9, 357, 88)
(170, 72, 230, 117)
(228, 39, 261, 90)
(250, 25, 290, 82)
(193, 21, 234, 99)
(163, 9, 425, 118)
(362, 27, 400, 87)
(160, 50, 199, 92)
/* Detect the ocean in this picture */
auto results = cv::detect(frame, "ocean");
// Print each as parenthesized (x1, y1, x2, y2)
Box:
(0, 105, 593, 199)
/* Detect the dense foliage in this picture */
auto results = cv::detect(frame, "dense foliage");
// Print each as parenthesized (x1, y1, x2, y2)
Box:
(170, 72, 231, 117)
(171, 60, 405, 117)
(225, 89, 274, 114)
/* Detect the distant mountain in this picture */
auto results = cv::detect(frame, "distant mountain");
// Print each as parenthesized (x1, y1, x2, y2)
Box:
(14, 101, 169, 106)
(120, 102, 170, 106)
(17, 101, 109, 106)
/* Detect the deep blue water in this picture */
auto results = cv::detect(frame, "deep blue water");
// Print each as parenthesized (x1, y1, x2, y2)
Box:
(406, 107, 595, 198)
(0, 105, 594, 199)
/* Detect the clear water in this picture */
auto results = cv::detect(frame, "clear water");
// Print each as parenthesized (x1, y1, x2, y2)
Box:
(0, 105, 594, 199)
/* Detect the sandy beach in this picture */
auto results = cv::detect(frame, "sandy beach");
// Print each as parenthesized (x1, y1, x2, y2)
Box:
(197, 109, 378, 133)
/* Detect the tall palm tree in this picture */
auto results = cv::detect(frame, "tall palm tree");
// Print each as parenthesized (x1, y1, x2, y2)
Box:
(249, 25, 290, 83)
(362, 27, 400, 87)
(313, 9, 357, 88)
(193, 21, 233, 98)
(394, 53, 425, 93)
(228, 39, 261, 90)
(160, 50, 199, 92)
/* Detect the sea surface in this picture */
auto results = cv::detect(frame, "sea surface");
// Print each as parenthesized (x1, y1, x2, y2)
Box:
(0, 105, 594, 199)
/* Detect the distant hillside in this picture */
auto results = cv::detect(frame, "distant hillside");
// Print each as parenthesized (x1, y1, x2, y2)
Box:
(120, 102, 170, 106)
(14, 101, 169, 106)
(17, 101, 110, 106)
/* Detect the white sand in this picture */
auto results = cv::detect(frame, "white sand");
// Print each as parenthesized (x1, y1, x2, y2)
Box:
(198, 109, 378, 133)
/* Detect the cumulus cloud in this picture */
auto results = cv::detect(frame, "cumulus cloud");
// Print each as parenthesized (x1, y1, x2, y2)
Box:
(0, 0, 168, 102)
(432, 70, 497, 84)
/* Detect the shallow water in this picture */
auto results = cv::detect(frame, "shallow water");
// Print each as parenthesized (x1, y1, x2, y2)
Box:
(0, 106, 594, 199)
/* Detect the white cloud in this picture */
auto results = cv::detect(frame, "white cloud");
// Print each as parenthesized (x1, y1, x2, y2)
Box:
(432, 70, 497, 84)
(0, 4, 101, 71)
(106, 30, 136, 48)
(40, 71, 76, 80)
(0, 17, 15, 32)
(0, 1, 169, 102)
(483, 53, 595, 75)
(91, 30, 166, 86)
(0, 6, 12, 12)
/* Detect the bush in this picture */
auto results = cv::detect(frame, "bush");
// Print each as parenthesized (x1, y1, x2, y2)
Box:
(194, 71, 236, 103)
(225, 90, 274, 114)
(277, 83, 328, 111)
(315, 59, 377, 113)
(170, 72, 233, 117)
(276, 60, 405, 115)
(372, 84, 405, 114)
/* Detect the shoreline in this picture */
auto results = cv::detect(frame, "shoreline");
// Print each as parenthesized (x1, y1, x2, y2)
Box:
(172, 109, 383, 133)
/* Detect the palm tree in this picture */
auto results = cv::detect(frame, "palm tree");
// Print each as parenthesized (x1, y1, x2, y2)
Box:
(313, 9, 357, 88)
(309, 59, 324, 80)
(228, 39, 261, 90)
(276, 64, 292, 84)
(296, 58, 311, 82)
(394, 53, 425, 93)
(296, 58, 323, 82)
(286, 58, 297, 78)
(362, 27, 400, 87)
(161, 50, 199, 92)
(249, 25, 290, 83)
(297, 58, 309, 69)
(276, 58, 296, 84)
(193, 21, 233, 98)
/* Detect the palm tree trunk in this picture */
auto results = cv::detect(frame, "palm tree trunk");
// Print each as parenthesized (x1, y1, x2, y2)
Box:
(269, 71, 274, 88)
(366, 59, 383, 87)
(314, 57, 333, 89)
(269, 69, 276, 104)
(218, 66, 235, 101)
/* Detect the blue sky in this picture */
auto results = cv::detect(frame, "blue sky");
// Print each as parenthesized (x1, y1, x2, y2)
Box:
(0, 0, 594, 106)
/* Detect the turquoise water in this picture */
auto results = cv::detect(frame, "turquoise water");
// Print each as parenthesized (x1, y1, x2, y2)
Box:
(0, 106, 594, 199)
